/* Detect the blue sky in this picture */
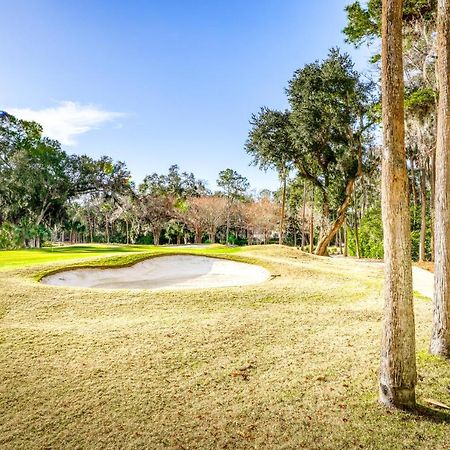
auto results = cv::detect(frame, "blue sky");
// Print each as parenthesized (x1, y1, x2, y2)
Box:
(1, 0, 370, 192)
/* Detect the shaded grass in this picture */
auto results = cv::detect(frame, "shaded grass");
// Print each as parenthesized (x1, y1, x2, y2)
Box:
(1, 245, 450, 449)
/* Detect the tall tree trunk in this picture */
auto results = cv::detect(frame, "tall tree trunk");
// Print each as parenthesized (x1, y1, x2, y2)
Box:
(380, 0, 416, 409)
(430, 151, 436, 261)
(126, 220, 129, 244)
(431, 0, 450, 357)
(419, 169, 427, 262)
(279, 172, 287, 245)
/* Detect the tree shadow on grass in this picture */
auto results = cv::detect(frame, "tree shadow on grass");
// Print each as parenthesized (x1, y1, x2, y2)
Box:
(412, 404, 450, 424)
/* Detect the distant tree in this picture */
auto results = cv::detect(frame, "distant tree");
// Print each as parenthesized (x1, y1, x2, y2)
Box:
(0, 113, 130, 247)
(185, 196, 227, 244)
(139, 195, 174, 245)
(246, 108, 294, 244)
(140, 165, 208, 200)
(217, 169, 250, 244)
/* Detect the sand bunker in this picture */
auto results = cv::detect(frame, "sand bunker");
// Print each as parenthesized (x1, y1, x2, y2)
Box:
(41, 255, 270, 290)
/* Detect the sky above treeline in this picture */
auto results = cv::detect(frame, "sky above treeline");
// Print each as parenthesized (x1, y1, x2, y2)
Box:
(2, 0, 371, 192)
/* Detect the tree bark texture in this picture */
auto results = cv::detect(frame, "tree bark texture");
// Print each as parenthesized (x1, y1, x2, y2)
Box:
(431, 0, 450, 357)
(380, 0, 417, 409)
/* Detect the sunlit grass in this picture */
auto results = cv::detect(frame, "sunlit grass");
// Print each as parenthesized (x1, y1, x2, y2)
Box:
(0, 243, 241, 270)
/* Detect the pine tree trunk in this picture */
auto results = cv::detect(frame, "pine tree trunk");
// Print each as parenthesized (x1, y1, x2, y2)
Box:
(379, 0, 416, 409)
(431, 0, 450, 357)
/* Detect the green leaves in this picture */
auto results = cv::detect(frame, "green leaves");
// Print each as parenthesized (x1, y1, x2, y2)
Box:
(217, 168, 250, 201)
(343, 0, 437, 48)
(0, 113, 131, 239)
(246, 107, 294, 176)
(287, 49, 374, 206)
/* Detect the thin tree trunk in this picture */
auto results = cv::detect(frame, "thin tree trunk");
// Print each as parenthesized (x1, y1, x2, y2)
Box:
(309, 187, 315, 254)
(343, 218, 348, 257)
(226, 211, 230, 244)
(430, 151, 436, 261)
(431, 0, 450, 357)
(89, 219, 93, 243)
(419, 169, 427, 262)
(410, 157, 417, 219)
(279, 172, 287, 245)
(337, 227, 342, 254)
(301, 181, 307, 250)
(354, 196, 361, 259)
(379, 0, 416, 409)
(105, 220, 110, 244)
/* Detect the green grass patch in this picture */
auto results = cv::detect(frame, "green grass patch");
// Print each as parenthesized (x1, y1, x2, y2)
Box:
(0, 243, 242, 271)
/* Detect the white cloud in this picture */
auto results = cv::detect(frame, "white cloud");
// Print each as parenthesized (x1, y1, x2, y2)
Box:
(7, 101, 125, 146)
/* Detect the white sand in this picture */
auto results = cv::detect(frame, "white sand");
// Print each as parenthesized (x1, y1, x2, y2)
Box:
(41, 255, 270, 290)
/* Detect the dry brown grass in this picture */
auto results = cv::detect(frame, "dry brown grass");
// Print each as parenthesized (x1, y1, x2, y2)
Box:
(1, 245, 450, 449)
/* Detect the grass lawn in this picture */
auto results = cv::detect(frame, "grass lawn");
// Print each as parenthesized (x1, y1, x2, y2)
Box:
(1, 244, 450, 449)
(0, 244, 242, 271)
